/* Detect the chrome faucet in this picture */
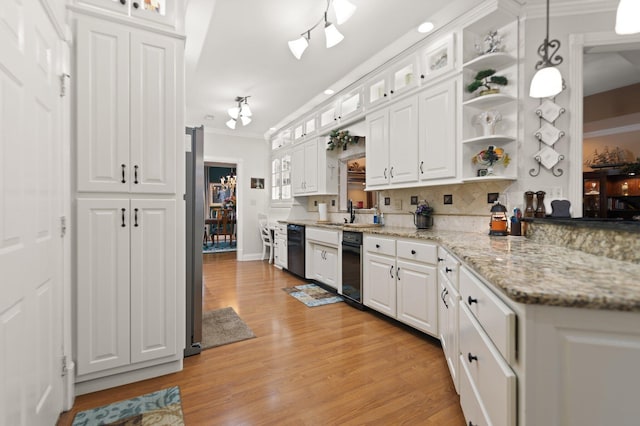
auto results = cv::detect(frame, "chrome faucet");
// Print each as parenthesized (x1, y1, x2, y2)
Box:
(348, 199, 356, 223)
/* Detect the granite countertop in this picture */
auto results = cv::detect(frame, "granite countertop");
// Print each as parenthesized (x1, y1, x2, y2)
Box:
(290, 220, 640, 312)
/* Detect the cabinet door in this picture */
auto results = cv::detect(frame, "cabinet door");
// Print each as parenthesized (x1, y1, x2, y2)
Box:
(388, 96, 419, 184)
(291, 144, 306, 195)
(365, 109, 390, 187)
(390, 55, 420, 95)
(338, 89, 362, 121)
(76, 18, 130, 193)
(445, 279, 460, 392)
(322, 246, 338, 289)
(418, 79, 457, 180)
(311, 245, 326, 282)
(396, 260, 438, 336)
(303, 140, 318, 193)
(130, 31, 176, 194)
(130, 199, 177, 363)
(363, 253, 396, 317)
(319, 103, 337, 131)
(365, 72, 389, 107)
(76, 199, 131, 375)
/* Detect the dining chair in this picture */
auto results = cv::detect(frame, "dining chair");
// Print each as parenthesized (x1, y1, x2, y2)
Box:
(258, 213, 273, 263)
(217, 208, 235, 245)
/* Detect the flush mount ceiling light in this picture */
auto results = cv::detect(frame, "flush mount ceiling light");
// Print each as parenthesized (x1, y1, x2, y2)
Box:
(418, 21, 434, 34)
(529, 0, 564, 98)
(616, 0, 640, 34)
(288, 0, 356, 60)
(226, 96, 252, 130)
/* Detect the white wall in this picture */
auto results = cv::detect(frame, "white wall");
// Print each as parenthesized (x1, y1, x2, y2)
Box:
(203, 130, 270, 260)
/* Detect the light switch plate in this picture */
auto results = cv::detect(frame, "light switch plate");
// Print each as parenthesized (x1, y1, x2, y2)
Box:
(393, 199, 402, 210)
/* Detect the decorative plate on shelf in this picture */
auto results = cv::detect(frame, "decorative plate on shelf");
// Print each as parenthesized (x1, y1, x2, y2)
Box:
(535, 122, 565, 146)
(535, 99, 565, 123)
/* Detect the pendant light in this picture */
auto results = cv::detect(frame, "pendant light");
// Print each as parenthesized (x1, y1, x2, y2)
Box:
(615, 0, 640, 35)
(288, 0, 355, 60)
(529, 0, 564, 98)
(226, 96, 252, 130)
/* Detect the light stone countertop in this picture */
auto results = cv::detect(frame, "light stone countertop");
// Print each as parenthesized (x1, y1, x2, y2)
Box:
(290, 220, 640, 312)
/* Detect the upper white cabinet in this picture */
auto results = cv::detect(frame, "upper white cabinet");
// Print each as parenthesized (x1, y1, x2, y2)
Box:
(76, 16, 177, 194)
(75, 0, 178, 28)
(291, 138, 338, 196)
(419, 33, 457, 85)
(366, 96, 419, 187)
(418, 78, 458, 181)
(293, 114, 317, 143)
(460, 7, 519, 182)
(271, 148, 292, 204)
(365, 55, 420, 108)
(318, 87, 364, 131)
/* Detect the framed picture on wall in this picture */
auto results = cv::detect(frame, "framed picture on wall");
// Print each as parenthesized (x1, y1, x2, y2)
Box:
(209, 183, 224, 206)
(251, 177, 265, 189)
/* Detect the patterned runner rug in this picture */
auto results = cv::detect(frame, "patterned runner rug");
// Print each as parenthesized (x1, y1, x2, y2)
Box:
(282, 283, 344, 307)
(72, 386, 184, 426)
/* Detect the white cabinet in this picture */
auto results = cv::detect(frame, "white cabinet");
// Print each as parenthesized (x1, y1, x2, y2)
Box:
(75, 0, 178, 28)
(291, 138, 338, 196)
(364, 55, 420, 108)
(318, 87, 363, 131)
(437, 246, 461, 392)
(365, 96, 419, 187)
(293, 114, 317, 142)
(418, 78, 458, 181)
(76, 16, 177, 194)
(273, 224, 288, 269)
(76, 198, 177, 375)
(305, 227, 340, 290)
(363, 236, 438, 336)
(271, 149, 292, 204)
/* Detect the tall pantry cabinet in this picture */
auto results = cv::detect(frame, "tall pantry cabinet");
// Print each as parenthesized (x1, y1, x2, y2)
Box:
(72, 5, 185, 393)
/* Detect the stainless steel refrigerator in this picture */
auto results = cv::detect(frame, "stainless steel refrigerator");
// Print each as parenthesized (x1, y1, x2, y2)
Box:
(184, 126, 204, 356)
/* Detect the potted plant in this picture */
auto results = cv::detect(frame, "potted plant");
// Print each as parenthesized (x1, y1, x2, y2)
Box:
(411, 200, 434, 229)
(326, 129, 360, 151)
(466, 69, 508, 96)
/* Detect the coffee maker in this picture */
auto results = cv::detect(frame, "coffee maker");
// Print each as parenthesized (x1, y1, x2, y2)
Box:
(489, 202, 508, 236)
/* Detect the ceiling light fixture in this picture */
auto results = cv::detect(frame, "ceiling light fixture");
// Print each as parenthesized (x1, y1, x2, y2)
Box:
(226, 96, 252, 130)
(529, 0, 563, 98)
(288, 0, 356, 60)
(418, 21, 434, 34)
(615, 0, 640, 34)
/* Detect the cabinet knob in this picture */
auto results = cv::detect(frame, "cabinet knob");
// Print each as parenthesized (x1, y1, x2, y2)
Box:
(397, 267, 401, 280)
(383, 168, 387, 179)
(445, 267, 452, 273)
(468, 296, 478, 305)
(121, 208, 126, 227)
(420, 161, 424, 174)
(469, 422, 477, 426)
(134, 165, 139, 184)
(134, 208, 139, 227)
(389, 265, 394, 278)
(390, 90, 394, 94)
(133, 1, 139, 8)
(120, 0, 126, 4)
(437, 257, 445, 262)
(420, 74, 425, 79)
(121, 164, 126, 183)
(411, 249, 416, 255)
(383, 93, 387, 97)
(376, 244, 380, 248)
(468, 352, 478, 363)
(390, 166, 394, 178)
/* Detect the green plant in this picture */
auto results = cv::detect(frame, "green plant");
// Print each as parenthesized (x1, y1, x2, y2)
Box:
(466, 69, 508, 94)
(327, 129, 360, 151)
(622, 158, 640, 174)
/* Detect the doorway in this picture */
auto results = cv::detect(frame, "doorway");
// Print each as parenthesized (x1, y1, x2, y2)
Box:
(204, 163, 238, 253)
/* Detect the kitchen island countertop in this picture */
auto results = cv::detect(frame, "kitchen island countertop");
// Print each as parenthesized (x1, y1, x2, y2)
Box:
(290, 220, 640, 312)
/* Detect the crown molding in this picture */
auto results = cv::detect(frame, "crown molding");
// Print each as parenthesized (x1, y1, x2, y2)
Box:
(523, 0, 618, 19)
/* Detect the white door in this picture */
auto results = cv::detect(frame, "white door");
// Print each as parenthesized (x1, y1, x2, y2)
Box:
(418, 79, 457, 180)
(365, 109, 389, 187)
(0, 1, 64, 423)
(76, 199, 131, 375)
(396, 260, 438, 336)
(130, 30, 176, 194)
(76, 17, 130, 193)
(388, 96, 419, 184)
(130, 199, 177, 363)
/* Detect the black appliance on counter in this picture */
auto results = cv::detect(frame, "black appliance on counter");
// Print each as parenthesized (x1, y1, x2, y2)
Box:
(341, 231, 364, 309)
(286, 224, 305, 279)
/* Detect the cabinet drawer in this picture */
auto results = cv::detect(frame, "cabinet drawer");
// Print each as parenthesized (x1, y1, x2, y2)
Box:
(437, 246, 460, 289)
(397, 240, 437, 264)
(306, 227, 339, 246)
(460, 266, 516, 363)
(459, 304, 516, 426)
(363, 236, 396, 257)
(459, 355, 490, 426)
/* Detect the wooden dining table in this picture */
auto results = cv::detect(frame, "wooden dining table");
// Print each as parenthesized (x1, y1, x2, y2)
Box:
(204, 208, 236, 245)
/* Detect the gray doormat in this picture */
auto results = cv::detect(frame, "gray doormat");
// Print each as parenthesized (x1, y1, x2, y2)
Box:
(201, 307, 256, 350)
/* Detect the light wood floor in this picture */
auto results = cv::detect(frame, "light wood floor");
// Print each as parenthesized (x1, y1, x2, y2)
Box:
(58, 253, 465, 425)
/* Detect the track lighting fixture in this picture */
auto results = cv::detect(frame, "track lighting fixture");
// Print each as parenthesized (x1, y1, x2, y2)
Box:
(288, 0, 356, 60)
(226, 96, 252, 130)
(529, 0, 563, 98)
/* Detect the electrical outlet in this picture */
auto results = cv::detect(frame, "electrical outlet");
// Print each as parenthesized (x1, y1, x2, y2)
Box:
(314, 200, 318, 206)
(384, 197, 391, 206)
(393, 199, 402, 210)
(549, 187, 562, 199)
(331, 199, 335, 206)
(410, 196, 418, 205)
(444, 194, 453, 205)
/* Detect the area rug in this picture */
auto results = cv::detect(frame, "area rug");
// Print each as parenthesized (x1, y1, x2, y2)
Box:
(282, 283, 344, 307)
(203, 241, 236, 254)
(72, 386, 184, 426)
(201, 307, 256, 350)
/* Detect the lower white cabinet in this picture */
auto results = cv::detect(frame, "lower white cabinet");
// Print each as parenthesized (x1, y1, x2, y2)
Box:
(306, 227, 340, 290)
(76, 198, 177, 376)
(363, 236, 438, 336)
(439, 271, 460, 393)
(274, 223, 288, 269)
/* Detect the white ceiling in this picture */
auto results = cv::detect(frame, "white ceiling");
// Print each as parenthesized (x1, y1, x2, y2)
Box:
(184, 0, 477, 138)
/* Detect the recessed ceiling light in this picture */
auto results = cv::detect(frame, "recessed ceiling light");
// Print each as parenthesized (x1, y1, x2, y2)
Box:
(204, 114, 215, 120)
(418, 21, 434, 34)
(270, 127, 277, 131)
(324, 89, 335, 95)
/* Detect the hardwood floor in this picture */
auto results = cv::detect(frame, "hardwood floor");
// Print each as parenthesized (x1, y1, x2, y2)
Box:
(58, 253, 465, 425)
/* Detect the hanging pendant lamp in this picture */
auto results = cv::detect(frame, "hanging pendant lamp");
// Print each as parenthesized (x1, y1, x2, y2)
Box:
(615, 0, 640, 35)
(529, 0, 563, 98)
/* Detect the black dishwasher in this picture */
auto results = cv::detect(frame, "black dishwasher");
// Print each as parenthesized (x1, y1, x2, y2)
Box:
(286, 224, 305, 279)
(342, 231, 364, 309)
